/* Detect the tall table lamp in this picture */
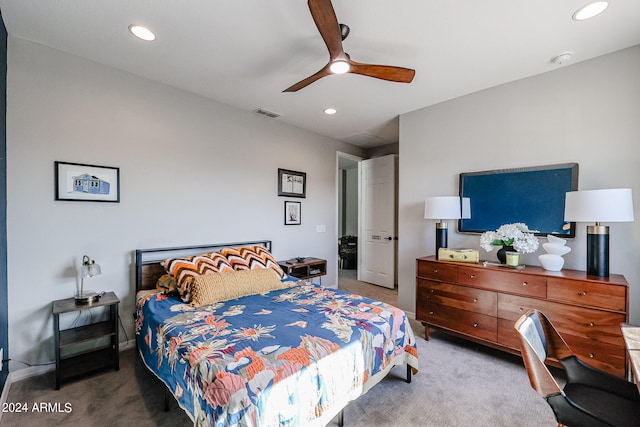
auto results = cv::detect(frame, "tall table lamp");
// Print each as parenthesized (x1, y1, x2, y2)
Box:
(424, 196, 471, 256)
(76, 255, 102, 304)
(564, 188, 634, 276)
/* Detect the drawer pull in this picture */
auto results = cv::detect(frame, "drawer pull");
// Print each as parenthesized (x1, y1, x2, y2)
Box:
(519, 307, 525, 312)
(588, 353, 594, 358)
(433, 269, 438, 273)
(429, 311, 434, 315)
(473, 322, 478, 328)
(473, 298, 478, 303)
(588, 322, 595, 327)
(470, 274, 476, 279)
(579, 291, 587, 296)
(522, 282, 528, 287)
(430, 289, 434, 293)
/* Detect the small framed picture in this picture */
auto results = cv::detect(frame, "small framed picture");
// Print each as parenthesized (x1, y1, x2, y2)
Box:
(55, 161, 120, 202)
(284, 201, 301, 225)
(278, 168, 306, 198)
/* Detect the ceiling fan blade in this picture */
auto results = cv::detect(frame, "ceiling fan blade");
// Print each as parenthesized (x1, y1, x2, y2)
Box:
(308, 0, 345, 60)
(283, 65, 331, 92)
(348, 60, 416, 83)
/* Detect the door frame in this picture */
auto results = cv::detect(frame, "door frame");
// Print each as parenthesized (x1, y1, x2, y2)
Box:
(336, 152, 363, 285)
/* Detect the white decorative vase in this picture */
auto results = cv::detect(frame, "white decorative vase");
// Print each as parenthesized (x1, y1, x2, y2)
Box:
(538, 254, 564, 271)
(538, 235, 571, 271)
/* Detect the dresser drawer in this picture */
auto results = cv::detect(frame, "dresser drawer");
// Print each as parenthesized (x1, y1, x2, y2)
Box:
(497, 318, 521, 350)
(562, 333, 626, 378)
(547, 278, 627, 312)
(498, 294, 625, 347)
(498, 318, 625, 377)
(417, 259, 457, 282)
(421, 302, 497, 342)
(418, 280, 497, 316)
(458, 266, 546, 298)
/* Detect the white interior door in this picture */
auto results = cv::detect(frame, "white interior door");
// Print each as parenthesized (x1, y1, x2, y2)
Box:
(359, 154, 396, 288)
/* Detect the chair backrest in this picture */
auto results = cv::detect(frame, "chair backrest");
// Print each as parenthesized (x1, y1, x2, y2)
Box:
(514, 310, 564, 398)
(339, 235, 357, 245)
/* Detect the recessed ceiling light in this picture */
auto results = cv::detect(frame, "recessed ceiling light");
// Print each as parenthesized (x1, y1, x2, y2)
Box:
(324, 108, 337, 115)
(572, 2, 609, 21)
(128, 25, 156, 41)
(329, 61, 350, 74)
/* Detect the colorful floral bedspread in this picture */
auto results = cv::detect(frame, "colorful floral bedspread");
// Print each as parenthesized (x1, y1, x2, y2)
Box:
(136, 281, 419, 427)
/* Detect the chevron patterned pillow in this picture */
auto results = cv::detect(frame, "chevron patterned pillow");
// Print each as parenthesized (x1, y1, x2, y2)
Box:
(162, 252, 234, 302)
(220, 245, 285, 278)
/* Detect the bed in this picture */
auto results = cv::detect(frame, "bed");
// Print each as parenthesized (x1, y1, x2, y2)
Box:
(134, 240, 418, 426)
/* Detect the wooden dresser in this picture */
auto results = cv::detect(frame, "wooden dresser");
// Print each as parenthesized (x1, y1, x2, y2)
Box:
(416, 256, 629, 378)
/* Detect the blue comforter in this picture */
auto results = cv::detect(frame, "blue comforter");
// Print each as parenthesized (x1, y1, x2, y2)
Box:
(136, 282, 418, 426)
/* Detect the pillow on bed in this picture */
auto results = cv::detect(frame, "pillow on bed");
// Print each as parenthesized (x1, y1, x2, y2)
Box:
(219, 245, 285, 278)
(155, 274, 178, 294)
(162, 252, 234, 301)
(190, 268, 286, 306)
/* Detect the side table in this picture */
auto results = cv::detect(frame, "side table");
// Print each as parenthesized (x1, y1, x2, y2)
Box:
(52, 291, 120, 389)
(278, 257, 327, 285)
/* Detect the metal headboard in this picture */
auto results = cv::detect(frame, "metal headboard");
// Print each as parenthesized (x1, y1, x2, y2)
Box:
(134, 240, 272, 292)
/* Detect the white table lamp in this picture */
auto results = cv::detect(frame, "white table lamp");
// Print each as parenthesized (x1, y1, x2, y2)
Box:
(424, 196, 471, 256)
(564, 188, 634, 276)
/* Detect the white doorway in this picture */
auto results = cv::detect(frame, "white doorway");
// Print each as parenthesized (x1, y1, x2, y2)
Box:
(337, 153, 360, 278)
(336, 152, 398, 290)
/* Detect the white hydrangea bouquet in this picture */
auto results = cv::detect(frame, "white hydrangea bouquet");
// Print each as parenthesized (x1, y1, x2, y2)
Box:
(479, 222, 539, 253)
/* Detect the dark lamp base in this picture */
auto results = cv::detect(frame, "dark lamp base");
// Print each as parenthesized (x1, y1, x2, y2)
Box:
(586, 226, 609, 277)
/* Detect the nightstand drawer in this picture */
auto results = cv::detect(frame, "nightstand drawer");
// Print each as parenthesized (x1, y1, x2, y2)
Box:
(547, 278, 626, 311)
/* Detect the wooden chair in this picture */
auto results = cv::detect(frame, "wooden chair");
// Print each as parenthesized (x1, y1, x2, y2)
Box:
(514, 309, 640, 427)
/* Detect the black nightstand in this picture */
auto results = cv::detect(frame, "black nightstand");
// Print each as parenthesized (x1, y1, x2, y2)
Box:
(52, 291, 120, 389)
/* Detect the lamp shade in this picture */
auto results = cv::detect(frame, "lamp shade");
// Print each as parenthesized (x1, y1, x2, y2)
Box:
(424, 196, 470, 220)
(564, 189, 634, 223)
(81, 255, 102, 278)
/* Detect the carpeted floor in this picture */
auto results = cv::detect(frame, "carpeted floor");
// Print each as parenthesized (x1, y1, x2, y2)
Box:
(1, 271, 558, 426)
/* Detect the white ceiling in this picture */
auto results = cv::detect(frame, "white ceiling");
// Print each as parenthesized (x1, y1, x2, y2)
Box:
(1, 1, 639, 147)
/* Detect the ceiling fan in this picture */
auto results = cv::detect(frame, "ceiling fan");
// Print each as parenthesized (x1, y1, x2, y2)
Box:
(283, 0, 416, 92)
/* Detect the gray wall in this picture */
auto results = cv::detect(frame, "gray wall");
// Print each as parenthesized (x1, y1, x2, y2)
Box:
(399, 45, 640, 322)
(6, 37, 363, 371)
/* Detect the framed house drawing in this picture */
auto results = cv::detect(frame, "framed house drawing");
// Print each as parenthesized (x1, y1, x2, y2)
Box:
(55, 161, 120, 202)
(278, 168, 306, 198)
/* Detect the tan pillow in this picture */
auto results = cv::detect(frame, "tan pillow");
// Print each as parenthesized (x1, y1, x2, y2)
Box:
(156, 274, 178, 294)
(162, 252, 234, 302)
(190, 269, 287, 307)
